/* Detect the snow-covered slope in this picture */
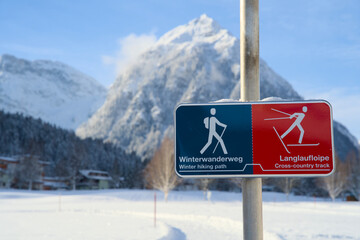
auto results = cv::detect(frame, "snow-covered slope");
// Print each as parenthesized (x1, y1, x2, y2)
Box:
(0, 190, 359, 240)
(0, 54, 107, 130)
(76, 14, 358, 160)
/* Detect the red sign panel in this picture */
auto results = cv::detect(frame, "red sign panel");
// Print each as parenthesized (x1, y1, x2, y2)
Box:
(252, 101, 334, 176)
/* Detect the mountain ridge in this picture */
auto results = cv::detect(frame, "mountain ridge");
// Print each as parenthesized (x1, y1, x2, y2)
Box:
(0, 54, 107, 130)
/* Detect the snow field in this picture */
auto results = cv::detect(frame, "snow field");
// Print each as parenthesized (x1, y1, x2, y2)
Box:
(0, 190, 359, 240)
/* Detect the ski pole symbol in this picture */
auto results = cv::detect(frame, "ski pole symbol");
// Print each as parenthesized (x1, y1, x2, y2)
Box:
(273, 126, 290, 154)
(213, 125, 227, 154)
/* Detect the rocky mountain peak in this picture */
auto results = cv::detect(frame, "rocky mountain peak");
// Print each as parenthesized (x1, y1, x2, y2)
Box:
(157, 14, 233, 47)
(76, 15, 303, 159)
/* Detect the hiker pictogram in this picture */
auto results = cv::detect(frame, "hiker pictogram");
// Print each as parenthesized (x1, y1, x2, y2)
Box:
(265, 106, 319, 153)
(200, 108, 228, 154)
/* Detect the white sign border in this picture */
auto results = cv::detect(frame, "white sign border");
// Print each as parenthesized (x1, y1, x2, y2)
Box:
(174, 100, 335, 178)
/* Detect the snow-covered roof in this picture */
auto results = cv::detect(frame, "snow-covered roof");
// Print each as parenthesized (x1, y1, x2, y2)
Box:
(0, 156, 19, 163)
(42, 177, 69, 189)
(38, 160, 51, 166)
(43, 177, 69, 182)
(79, 170, 112, 181)
(43, 181, 68, 188)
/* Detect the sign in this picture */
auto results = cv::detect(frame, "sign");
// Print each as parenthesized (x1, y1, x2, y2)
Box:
(174, 100, 334, 178)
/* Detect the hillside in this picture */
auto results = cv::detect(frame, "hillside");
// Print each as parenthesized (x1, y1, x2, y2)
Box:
(0, 54, 107, 130)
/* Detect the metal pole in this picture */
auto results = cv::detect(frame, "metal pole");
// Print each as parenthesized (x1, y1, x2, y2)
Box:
(154, 191, 157, 228)
(240, 0, 263, 240)
(58, 191, 62, 212)
(241, 0, 260, 102)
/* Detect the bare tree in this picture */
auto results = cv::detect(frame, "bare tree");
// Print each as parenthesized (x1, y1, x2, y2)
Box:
(345, 151, 360, 200)
(144, 137, 180, 201)
(4, 161, 17, 188)
(317, 156, 349, 201)
(68, 142, 85, 190)
(109, 157, 124, 188)
(14, 140, 43, 190)
(16, 154, 41, 190)
(276, 178, 298, 201)
(231, 178, 242, 191)
(196, 178, 214, 200)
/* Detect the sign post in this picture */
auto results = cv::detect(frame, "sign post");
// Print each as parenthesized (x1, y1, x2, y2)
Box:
(174, 1, 335, 239)
(240, 0, 262, 238)
(175, 101, 334, 240)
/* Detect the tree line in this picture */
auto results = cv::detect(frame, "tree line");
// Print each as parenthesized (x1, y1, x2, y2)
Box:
(144, 136, 360, 201)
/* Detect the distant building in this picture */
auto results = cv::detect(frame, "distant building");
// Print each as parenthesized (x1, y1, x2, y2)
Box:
(0, 156, 115, 190)
(0, 155, 50, 190)
(42, 177, 70, 190)
(0, 156, 19, 188)
(77, 170, 112, 190)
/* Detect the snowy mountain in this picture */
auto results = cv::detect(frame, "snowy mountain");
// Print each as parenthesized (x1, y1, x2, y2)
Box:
(76, 14, 359, 160)
(0, 54, 107, 130)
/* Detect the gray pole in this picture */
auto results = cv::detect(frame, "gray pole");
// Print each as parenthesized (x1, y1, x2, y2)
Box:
(240, 0, 263, 240)
(241, 0, 259, 101)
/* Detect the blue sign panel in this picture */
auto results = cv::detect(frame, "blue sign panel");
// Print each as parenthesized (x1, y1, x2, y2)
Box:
(175, 103, 253, 177)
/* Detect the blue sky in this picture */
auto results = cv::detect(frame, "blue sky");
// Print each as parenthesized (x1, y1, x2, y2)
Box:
(0, 0, 359, 142)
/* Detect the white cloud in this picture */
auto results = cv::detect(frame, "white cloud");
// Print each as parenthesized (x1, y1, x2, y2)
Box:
(102, 33, 157, 76)
(101, 55, 115, 65)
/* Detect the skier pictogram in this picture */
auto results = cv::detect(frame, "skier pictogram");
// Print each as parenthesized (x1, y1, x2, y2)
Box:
(281, 106, 307, 143)
(200, 108, 228, 155)
(265, 106, 319, 153)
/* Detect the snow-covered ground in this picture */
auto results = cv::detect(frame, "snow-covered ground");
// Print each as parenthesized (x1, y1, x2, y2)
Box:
(0, 189, 359, 240)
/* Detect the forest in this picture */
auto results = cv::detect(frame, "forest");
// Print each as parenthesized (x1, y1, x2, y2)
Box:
(0, 111, 144, 189)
